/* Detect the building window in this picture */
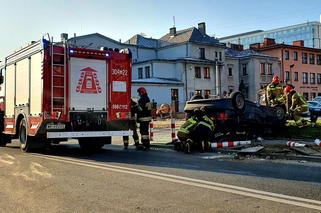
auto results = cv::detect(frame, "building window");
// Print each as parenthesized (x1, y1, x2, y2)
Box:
(228, 67, 233, 76)
(199, 48, 205, 59)
(285, 71, 290, 82)
(317, 74, 321, 84)
(215, 51, 218, 59)
(284, 50, 289, 60)
(195, 90, 202, 96)
(303, 72, 308, 84)
(310, 73, 316, 84)
(294, 72, 298, 81)
(303, 93, 309, 101)
(204, 90, 211, 99)
(293, 51, 298, 61)
(260, 63, 266, 75)
(145, 66, 150, 78)
(219, 52, 222, 61)
(302, 52, 307, 64)
(242, 64, 247, 76)
(138, 67, 143, 79)
(267, 64, 273, 75)
(204, 67, 210, 79)
(311, 93, 316, 100)
(309, 54, 315, 64)
(195, 66, 201, 78)
(317, 54, 321, 65)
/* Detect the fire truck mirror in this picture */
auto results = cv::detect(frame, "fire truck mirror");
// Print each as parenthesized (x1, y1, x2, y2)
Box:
(0, 74, 3, 84)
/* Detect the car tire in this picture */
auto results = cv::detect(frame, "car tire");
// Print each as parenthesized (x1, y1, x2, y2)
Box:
(231, 91, 246, 112)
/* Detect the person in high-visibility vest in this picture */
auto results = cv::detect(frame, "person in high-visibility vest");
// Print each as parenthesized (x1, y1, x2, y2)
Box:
(266, 75, 285, 107)
(177, 108, 215, 153)
(284, 84, 309, 127)
(137, 87, 152, 150)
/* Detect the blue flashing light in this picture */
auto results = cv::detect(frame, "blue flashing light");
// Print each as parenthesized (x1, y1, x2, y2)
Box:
(70, 50, 74, 54)
(105, 53, 110, 57)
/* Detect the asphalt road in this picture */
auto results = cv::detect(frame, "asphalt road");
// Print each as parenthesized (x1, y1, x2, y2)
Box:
(1, 140, 321, 212)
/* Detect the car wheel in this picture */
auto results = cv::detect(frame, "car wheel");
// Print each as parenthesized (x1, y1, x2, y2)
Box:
(231, 92, 246, 112)
(275, 106, 286, 122)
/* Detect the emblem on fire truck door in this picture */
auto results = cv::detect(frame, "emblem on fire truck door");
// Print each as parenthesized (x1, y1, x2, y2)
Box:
(76, 67, 102, 94)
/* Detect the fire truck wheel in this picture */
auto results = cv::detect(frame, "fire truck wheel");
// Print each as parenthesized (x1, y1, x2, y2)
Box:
(78, 138, 105, 151)
(19, 118, 33, 152)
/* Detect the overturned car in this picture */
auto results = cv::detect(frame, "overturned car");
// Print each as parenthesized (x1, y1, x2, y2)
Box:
(184, 92, 286, 141)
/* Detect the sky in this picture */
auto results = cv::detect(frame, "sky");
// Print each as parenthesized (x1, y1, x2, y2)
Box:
(1, 0, 321, 59)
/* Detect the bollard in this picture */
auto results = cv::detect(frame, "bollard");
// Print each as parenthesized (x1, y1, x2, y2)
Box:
(286, 141, 306, 147)
(171, 118, 176, 142)
(314, 139, 320, 146)
(149, 121, 154, 141)
(211, 140, 251, 149)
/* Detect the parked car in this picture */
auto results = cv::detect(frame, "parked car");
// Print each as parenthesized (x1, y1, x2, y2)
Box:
(312, 96, 321, 104)
(308, 101, 321, 122)
(184, 92, 286, 141)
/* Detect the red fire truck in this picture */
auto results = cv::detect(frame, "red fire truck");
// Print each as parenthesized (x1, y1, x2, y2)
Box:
(0, 35, 133, 152)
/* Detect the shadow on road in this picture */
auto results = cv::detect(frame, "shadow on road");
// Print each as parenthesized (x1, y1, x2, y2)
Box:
(9, 142, 320, 184)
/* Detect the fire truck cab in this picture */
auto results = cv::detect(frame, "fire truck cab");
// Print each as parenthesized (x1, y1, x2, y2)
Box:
(0, 36, 133, 152)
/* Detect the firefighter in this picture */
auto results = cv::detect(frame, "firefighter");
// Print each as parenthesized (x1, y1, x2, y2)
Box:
(136, 87, 152, 150)
(266, 75, 285, 107)
(284, 85, 309, 127)
(177, 108, 215, 153)
(123, 98, 140, 149)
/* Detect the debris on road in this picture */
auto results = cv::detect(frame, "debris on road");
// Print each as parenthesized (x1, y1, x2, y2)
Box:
(315, 139, 321, 146)
(237, 146, 264, 155)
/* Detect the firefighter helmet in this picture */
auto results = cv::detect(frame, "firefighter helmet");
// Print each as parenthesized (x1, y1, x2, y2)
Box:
(137, 87, 147, 96)
(284, 85, 293, 94)
(272, 75, 280, 84)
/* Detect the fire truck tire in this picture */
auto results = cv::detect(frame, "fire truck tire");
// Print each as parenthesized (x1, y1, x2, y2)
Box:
(19, 118, 34, 152)
(78, 138, 105, 151)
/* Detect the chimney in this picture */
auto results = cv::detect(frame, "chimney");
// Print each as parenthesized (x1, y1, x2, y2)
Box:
(198, 22, 206, 35)
(293, 40, 304, 47)
(250, 43, 261, 50)
(61, 33, 68, 41)
(263, 38, 276, 47)
(170, 27, 176, 36)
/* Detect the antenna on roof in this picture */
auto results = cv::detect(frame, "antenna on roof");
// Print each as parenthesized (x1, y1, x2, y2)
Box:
(173, 16, 176, 27)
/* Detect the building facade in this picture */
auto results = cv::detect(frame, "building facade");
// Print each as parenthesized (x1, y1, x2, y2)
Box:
(220, 21, 321, 49)
(225, 45, 281, 101)
(252, 38, 321, 100)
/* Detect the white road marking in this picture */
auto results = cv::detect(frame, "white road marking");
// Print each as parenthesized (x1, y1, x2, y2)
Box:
(31, 154, 321, 211)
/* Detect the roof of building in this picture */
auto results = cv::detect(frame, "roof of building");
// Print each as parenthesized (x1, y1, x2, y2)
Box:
(220, 21, 321, 41)
(68, 33, 122, 45)
(132, 77, 183, 85)
(256, 43, 321, 52)
(126, 34, 170, 48)
(225, 48, 277, 59)
(219, 30, 263, 40)
(160, 27, 221, 46)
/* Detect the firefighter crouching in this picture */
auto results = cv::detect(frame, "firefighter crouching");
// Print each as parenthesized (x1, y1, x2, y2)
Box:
(123, 98, 140, 149)
(266, 75, 285, 107)
(177, 108, 215, 153)
(284, 85, 309, 128)
(137, 87, 152, 150)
